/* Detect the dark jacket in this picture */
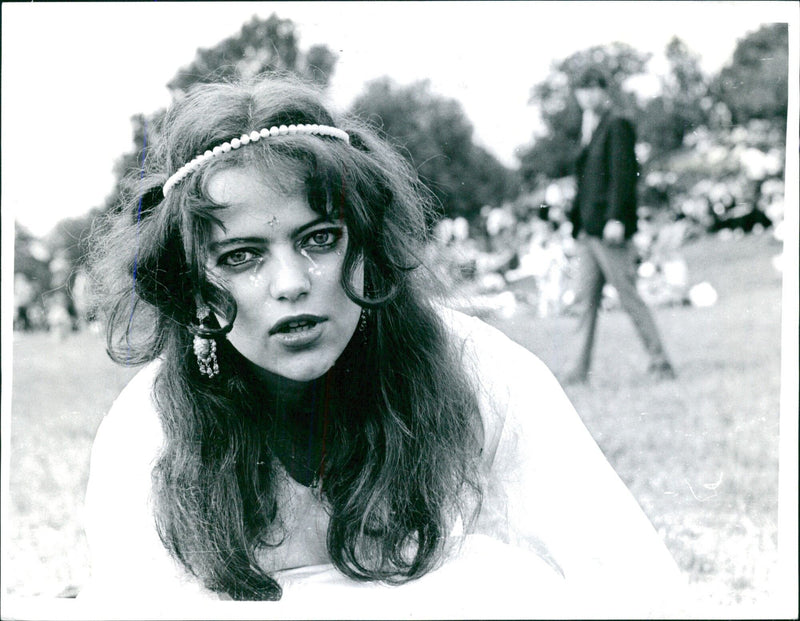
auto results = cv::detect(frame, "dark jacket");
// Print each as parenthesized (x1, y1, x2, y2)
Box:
(570, 113, 639, 239)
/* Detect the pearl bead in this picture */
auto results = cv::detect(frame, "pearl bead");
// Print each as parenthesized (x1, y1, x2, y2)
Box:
(162, 125, 349, 196)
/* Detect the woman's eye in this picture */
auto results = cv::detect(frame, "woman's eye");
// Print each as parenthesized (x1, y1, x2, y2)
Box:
(219, 249, 258, 267)
(311, 231, 335, 245)
(303, 228, 342, 250)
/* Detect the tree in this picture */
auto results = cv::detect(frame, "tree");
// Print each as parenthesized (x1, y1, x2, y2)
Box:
(167, 14, 337, 95)
(711, 23, 789, 125)
(109, 13, 339, 201)
(47, 14, 340, 295)
(519, 43, 651, 185)
(351, 78, 517, 222)
(102, 112, 156, 215)
(14, 222, 52, 291)
(112, 14, 338, 187)
(45, 209, 103, 278)
(639, 37, 711, 160)
(13, 223, 52, 330)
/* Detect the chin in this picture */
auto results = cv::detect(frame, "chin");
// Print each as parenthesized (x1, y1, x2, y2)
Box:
(269, 355, 338, 383)
(280, 365, 332, 382)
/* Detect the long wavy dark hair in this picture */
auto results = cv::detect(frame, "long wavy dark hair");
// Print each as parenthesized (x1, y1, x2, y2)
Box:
(87, 75, 483, 600)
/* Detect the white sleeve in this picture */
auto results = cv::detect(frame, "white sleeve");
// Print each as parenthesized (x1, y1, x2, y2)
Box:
(455, 313, 688, 616)
(79, 363, 218, 608)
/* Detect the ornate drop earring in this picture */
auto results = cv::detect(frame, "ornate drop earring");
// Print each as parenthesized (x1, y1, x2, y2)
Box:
(193, 304, 219, 378)
(357, 308, 370, 344)
(358, 308, 369, 333)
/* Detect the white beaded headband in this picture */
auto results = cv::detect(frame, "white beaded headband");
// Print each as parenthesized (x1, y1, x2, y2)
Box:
(162, 124, 350, 196)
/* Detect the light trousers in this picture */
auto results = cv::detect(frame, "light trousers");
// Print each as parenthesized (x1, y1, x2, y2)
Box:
(571, 235, 670, 375)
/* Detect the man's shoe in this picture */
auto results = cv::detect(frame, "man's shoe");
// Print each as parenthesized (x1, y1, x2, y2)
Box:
(562, 369, 589, 385)
(648, 361, 676, 380)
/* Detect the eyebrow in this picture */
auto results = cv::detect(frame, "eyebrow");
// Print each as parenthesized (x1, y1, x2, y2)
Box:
(208, 216, 339, 253)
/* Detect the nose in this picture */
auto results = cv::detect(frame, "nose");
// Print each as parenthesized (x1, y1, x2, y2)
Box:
(268, 249, 311, 302)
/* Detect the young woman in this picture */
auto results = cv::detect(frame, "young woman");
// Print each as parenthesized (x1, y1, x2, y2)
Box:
(81, 75, 684, 616)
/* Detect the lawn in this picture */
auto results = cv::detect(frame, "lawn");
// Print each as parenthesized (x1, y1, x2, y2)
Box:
(4, 232, 787, 613)
(6, 327, 138, 598)
(488, 231, 785, 611)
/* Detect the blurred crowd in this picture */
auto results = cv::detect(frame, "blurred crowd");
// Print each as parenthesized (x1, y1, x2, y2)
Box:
(14, 119, 786, 334)
(13, 252, 93, 338)
(427, 119, 785, 321)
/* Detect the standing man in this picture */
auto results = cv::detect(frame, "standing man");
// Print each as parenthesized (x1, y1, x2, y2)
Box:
(564, 67, 675, 383)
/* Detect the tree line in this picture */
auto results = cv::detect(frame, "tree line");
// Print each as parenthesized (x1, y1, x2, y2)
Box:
(14, 15, 789, 320)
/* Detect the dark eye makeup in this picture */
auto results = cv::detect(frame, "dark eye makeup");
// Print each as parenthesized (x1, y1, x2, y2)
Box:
(300, 226, 344, 251)
(214, 225, 345, 270)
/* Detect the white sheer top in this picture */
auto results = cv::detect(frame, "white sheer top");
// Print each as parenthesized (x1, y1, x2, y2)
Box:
(80, 309, 686, 618)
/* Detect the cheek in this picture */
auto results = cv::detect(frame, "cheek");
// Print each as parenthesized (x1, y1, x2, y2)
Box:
(226, 272, 267, 315)
(211, 250, 362, 322)
(320, 256, 362, 334)
(310, 250, 363, 296)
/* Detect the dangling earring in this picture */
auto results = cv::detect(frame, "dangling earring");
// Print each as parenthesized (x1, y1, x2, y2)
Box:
(358, 308, 370, 343)
(358, 308, 369, 333)
(193, 304, 219, 378)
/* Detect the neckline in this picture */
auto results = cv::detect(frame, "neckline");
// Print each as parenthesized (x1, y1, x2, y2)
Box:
(264, 374, 332, 489)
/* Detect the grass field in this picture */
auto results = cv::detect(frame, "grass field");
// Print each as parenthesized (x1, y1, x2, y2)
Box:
(490, 232, 785, 611)
(5, 232, 787, 612)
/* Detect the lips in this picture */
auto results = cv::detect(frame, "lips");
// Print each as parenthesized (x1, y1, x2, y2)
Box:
(269, 314, 328, 336)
